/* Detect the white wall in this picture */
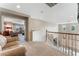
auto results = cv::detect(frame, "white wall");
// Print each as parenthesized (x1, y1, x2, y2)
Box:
(46, 24, 58, 32)
(58, 23, 79, 33)
(49, 3, 78, 24)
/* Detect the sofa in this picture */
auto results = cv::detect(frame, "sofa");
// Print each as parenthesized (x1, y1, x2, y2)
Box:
(0, 36, 26, 56)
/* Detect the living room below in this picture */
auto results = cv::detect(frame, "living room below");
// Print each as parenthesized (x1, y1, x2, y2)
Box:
(2, 15, 26, 43)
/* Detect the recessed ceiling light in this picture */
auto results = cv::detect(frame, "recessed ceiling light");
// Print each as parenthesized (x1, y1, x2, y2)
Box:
(16, 5, 21, 8)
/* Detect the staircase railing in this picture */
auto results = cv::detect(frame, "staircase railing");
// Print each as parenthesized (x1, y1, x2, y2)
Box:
(46, 30, 79, 56)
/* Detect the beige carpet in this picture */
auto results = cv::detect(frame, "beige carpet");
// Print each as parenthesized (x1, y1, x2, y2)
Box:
(24, 42, 65, 56)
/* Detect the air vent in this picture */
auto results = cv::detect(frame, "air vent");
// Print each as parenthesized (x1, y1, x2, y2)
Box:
(46, 3, 57, 7)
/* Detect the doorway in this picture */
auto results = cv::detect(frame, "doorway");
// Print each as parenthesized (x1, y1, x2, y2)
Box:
(0, 8, 29, 42)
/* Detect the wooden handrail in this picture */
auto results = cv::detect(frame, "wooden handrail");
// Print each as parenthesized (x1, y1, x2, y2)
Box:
(46, 31, 79, 35)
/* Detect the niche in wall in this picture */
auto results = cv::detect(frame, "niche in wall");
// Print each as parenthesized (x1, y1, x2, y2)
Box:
(0, 15, 28, 41)
(4, 21, 25, 33)
(2, 15, 25, 34)
(0, 7, 29, 41)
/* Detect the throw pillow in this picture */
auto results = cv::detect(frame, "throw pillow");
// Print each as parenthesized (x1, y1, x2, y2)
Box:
(0, 35, 7, 48)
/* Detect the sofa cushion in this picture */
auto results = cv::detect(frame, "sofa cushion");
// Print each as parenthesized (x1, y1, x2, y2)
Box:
(0, 46, 2, 51)
(5, 36, 18, 43)
(3, 41, 19, 49)
(0, 45, 26, 56)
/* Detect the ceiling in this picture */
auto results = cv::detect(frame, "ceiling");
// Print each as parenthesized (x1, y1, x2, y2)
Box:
(0, 3, 77, 24)
(46, 3, 57, 7)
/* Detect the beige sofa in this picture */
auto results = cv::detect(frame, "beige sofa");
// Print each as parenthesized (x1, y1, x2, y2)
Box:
(0, 36, 26, 56)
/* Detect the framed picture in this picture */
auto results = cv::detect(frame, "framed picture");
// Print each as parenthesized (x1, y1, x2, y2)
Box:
(71, 25, 76, 31)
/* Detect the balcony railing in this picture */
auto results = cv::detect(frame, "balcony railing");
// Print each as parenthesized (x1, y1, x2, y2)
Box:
(46, 30, 79, 56)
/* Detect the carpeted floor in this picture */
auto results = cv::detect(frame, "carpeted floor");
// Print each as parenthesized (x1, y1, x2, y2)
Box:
(24, 42, 65, 56)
